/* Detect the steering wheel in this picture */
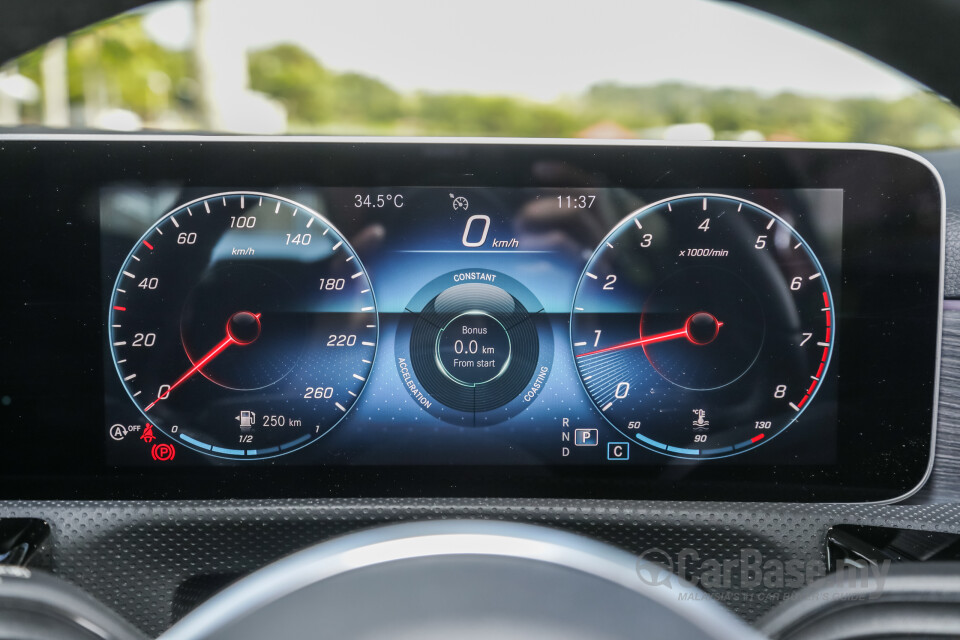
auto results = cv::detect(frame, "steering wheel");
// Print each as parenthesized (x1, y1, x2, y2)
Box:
(159, 521, 762, 640)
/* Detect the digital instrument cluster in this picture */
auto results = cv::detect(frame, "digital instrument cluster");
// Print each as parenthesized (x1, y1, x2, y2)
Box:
(0, 138, 943, 501)
(103, 187, 839, 466)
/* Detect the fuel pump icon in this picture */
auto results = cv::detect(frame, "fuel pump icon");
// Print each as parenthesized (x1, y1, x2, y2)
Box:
(236, 411, 256, 430)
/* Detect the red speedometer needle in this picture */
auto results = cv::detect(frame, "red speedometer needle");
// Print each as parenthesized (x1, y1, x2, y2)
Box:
(576, 312, 722, 358)
(144, 311, 261, 411)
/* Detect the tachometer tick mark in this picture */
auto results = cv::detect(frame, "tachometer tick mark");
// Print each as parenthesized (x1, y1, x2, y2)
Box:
(335, 402, 346, 412)
(789, 402, 800, 411)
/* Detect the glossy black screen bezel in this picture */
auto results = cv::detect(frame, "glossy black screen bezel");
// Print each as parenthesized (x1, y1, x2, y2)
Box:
(0, 137, 942, 502)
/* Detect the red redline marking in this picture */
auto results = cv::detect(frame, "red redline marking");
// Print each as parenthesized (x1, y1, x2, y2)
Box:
(798, 395, 809, 408)
(142, 240, 154, 250)
(751, 433, 765, 443)
(113, 306, 126, 311)
(821, 347, 829, 362)
(816, 362, 825, 378)
(807, 381, 818, 395)
(825, 310, 831, 326)
(822, 291, 829, 306)
(825, 328, 831, 342)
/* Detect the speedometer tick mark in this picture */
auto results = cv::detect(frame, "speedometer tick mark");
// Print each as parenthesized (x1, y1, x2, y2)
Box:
(171, 217, 179, 228)
(275, 201, 281, 213)
(362, 341, 375, 347)
(124, 374, 137, 381)
(332, 241, 343, 251)
(240, 196, 245, 209)
(351, 271, 364, 279)
(122, 271, 135, 279)
(204, 201, 211, 213)
(702, 198, 707, 210)
(113, 341, 127, 346)
(361, 306, 374, 311)
(606, 242, 614, 249)
(345, 256, 354, 262)
(602, 402, 613, 412)
(335, 402, 346, 412)
(793, 242, 801, 249)
(306, 218, 314, 228)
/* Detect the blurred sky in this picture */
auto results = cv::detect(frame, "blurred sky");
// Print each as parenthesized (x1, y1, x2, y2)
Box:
(143, 0, 922, 101)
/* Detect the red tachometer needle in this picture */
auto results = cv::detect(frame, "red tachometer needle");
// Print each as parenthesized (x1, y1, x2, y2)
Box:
(144, 311, 260, 411)
(576, 312, 722, 358)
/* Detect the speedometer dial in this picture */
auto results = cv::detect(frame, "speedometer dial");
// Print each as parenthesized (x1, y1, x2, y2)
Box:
(570, 194, 834, 459)
(108, 192, 378, 460)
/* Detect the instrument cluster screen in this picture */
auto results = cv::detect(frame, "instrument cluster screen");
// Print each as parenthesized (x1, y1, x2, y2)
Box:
(100, 186, 843, 468)
(0, 138, 941, 501)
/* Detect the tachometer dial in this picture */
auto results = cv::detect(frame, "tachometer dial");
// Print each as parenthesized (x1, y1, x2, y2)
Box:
(108, 192, 378, 460)
(570, 194, 833, 458)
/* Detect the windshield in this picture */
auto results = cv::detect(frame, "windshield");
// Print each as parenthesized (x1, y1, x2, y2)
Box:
(1, 0, 959, 148)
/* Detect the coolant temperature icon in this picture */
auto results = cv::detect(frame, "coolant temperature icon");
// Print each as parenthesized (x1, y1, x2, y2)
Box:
(692, 409, 709, 429)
